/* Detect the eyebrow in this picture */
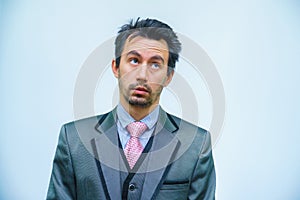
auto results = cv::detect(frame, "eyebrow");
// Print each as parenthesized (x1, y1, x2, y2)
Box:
(126, 50, 141, 58)
(126, 50, 165, 64)
(150, 55, 165, 64)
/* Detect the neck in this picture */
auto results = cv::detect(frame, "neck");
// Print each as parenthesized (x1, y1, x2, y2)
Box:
(120, 102, 159, 121)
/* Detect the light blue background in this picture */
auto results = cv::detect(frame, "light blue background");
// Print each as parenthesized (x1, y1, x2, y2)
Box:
(1, 0, 300, 199)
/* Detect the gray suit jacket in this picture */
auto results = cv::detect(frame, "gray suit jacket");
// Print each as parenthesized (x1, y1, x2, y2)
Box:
(47, 107, 215, 200)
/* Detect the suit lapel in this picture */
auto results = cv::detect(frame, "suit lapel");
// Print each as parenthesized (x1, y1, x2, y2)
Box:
(92, 109, 125, 200)
(140, 108, 181, 200)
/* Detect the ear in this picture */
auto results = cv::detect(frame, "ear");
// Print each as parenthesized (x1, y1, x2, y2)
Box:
(163, 70, 174, 87)
(112, 59, 119, 78)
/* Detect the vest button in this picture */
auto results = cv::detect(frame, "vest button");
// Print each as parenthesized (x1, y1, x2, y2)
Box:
(129, 183, 136, 191)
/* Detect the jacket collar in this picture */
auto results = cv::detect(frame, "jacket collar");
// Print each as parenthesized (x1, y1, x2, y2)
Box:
(95, 106, 178, 133)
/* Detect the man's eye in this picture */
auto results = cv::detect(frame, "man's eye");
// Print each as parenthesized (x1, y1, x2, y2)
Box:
(129, 58, 139, 65)
(151, 63, 161, 69)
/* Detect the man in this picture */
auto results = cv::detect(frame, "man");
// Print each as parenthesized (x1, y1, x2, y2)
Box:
(47, 18, 216, 200)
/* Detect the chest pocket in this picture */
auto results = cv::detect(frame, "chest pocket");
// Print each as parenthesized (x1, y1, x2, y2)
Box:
(160, 182, 189, 190)
(155, 182, 189, 200)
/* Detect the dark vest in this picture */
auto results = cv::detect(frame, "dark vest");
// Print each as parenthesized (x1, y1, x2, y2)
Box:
(119, 136, 154, 200)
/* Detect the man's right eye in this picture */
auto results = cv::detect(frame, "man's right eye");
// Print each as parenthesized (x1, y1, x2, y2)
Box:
(129, 58, 139, 65)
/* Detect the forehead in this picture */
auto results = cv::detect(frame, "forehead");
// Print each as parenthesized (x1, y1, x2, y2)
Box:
(122, 36, 169, 57)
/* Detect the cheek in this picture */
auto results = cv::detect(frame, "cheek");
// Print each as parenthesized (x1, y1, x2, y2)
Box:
(119, 71, 137, 88)
(119, 66, 136, 78)
(149, 75, 168, 85)
(148, 82, 164, 92)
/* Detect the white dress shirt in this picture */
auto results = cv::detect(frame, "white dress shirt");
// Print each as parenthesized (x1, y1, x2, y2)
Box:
(116, 104, 160, 149)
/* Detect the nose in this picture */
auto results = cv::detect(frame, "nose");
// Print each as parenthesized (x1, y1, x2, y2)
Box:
(136, 64, 148, 82)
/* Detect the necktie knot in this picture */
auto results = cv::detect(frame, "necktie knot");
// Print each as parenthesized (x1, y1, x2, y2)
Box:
(126, 121, 148, 138)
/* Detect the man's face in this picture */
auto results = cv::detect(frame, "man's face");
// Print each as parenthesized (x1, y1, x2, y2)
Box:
(112, 36, 173, 108)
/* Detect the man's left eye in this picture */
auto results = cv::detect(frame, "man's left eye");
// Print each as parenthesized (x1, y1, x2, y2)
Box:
(151, 63, 160, 69)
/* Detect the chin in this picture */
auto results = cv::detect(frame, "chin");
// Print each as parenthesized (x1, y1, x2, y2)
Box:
(128, 98, 152, 108)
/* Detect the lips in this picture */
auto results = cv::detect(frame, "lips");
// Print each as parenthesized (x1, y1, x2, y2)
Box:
(135, 86, 148, 92)
(132, 86, 149, 95)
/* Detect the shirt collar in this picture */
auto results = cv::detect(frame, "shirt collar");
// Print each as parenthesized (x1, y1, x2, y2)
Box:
(116, 103, 160, 129)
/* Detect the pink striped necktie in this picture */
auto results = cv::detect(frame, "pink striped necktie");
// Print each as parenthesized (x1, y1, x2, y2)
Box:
(124, 121, 148, 169)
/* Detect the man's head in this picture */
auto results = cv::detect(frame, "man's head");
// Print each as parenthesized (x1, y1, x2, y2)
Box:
(112, 18, 182, 112)
(114, 18, 182, 74)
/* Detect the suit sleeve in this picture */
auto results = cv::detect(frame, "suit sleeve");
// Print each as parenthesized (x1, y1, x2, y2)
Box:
(188, 131, 216, 200)
(46, 125, 76, 200)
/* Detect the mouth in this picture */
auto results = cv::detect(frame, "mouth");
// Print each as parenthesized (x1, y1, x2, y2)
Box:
(132, 86, 149, 96)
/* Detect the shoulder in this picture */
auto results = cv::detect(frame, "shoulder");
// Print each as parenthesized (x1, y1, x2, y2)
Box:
(166, 112, 212, 154)
(62, 111, 111, 130)
(166, 112, 208, 135)
(56, 111, 114, 154)
(58, 111, 113, 142)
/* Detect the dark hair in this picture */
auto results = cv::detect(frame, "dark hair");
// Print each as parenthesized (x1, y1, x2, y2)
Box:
(114, 18, 182, 73)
